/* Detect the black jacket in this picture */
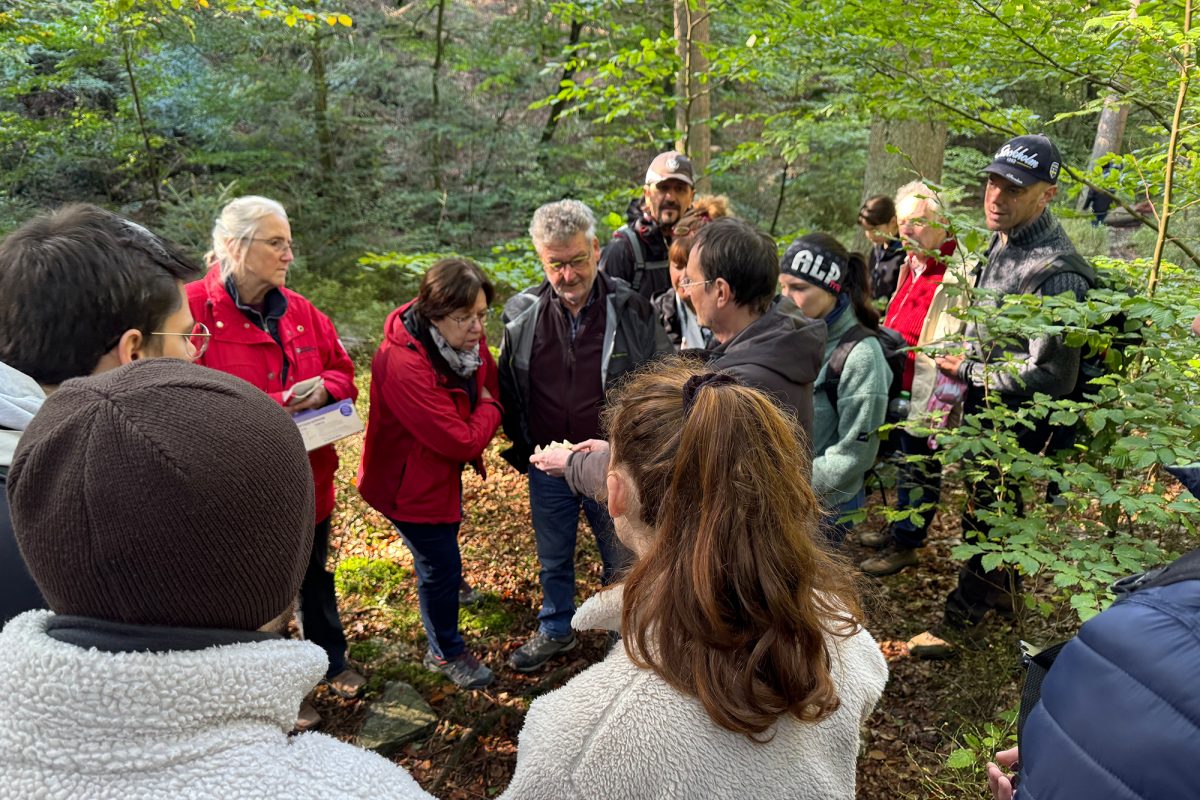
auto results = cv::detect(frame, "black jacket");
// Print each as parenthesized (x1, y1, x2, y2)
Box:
(497, 273, 670, 471)
(1, 465, 46, 624)
(599, 200, 673, 300)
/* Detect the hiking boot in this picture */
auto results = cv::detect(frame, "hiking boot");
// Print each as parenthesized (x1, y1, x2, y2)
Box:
(295, 700, 322, 732)
(326, 667, 367, 699)
(858, 529, 889, 548)
(860, 545, 919, 577)
(423, 650, 495, 689)
(459, 581, 484, 607)
(906, 629, 957, 660)
(508, 631, 578, 673)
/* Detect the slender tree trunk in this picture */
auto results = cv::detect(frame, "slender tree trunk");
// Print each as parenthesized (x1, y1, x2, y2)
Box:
(674, 0, 710, 191)
(430, 0, 447, 191)
(1148, 0, 1192, 297)
(121, 36, 160, 202)
(311, 30, 335, 180)
(769, 160, 789, 236)
(539, 19, 584, 147)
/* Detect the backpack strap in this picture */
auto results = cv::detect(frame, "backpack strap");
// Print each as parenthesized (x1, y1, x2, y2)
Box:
(616, 226, 647, 292)
(823, 325, 871, 412)
(616, 225, 669, 293)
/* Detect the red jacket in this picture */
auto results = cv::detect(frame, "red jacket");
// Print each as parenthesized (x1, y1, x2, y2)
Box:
(187, 267, 357, 522)
(884, 239, 956, 392)
(357, 302, 502, 524)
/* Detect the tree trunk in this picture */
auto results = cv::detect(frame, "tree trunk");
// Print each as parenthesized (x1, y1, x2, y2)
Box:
(674, 0, 711, 192)
(121, 36, 160, 203)
(1077, 0, 1140, 210)
(430, 0, 447, 191)
(311, 30, 335, 181)
(861, 115, 946, 200)
(539, 19, 584, 147)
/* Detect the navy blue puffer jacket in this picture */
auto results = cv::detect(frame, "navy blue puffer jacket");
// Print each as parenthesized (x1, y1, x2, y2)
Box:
(1017, 551, 1200, 798)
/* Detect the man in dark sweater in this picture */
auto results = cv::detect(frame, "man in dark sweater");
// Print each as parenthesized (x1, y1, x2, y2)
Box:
(498, 199, 669, 672)
(0, 205, 201, 625)
(599, 151, 696, 300)
(911, 135, 1093, 654)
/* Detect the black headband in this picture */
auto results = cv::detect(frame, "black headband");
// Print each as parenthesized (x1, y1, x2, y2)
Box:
(780, 242, 847, 295)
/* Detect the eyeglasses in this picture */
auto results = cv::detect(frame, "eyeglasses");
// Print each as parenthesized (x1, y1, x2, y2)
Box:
(677, 276, 714, 293)
(446, 310, 491, 329)
(150, 321, 212, 359)
(250, 237, 296, 255)
(543, 254, 591, 274)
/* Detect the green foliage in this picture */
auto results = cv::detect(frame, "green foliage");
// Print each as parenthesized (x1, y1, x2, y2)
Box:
(913, 258, 1200, 622)
(334, 556, 412, 605)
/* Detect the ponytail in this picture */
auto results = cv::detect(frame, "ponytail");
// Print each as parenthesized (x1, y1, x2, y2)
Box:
(844, 251, 879, 330)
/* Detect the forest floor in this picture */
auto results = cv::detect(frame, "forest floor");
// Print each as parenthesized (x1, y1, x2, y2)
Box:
(311, 428, 1083, 800)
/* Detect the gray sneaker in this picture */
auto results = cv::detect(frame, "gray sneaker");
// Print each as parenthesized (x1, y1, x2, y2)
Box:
(423, 650, 495, 689)
(508, 631, 578, 673)
(858, 529, 889, 548)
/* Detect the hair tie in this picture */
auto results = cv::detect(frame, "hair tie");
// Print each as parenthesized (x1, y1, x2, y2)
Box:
(682, 372, 739, 416)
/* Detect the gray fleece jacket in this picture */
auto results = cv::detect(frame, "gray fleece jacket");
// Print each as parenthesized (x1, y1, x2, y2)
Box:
(959, 209, 1091, 399)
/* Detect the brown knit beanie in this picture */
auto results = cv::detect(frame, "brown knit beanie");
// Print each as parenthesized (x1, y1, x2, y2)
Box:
(7, 358, 315, 630)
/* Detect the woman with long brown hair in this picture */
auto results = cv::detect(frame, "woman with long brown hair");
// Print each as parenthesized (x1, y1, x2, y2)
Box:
(502, 361, 887, 800)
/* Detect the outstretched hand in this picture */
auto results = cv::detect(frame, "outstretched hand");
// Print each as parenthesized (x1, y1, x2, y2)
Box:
(529, 447, 571, 477)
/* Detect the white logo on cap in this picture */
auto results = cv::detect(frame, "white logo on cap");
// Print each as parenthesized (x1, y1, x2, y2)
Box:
(666, 156, 680, 172)
(1048, 162, 1060, 180)
(789, 249, 842, 287)
(996, 144, 1040, 170)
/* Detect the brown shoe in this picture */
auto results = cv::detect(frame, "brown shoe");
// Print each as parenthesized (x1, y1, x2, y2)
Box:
(858, 529, 889, 548)
(860, 545, 919, 577)
(327, 668, 367, 699)
(295, 701, 322, 732)
(906, 630, 956, 660)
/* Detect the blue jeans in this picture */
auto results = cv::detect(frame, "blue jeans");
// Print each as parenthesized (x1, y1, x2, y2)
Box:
(821, 489, 866, 546)
(390, 519, 464, 660)
(892, 431, 944, 549)
(528, 469, 630, 639)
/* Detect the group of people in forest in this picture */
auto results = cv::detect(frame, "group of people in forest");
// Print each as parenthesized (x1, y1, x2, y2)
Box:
(0, 133, 1195, 799)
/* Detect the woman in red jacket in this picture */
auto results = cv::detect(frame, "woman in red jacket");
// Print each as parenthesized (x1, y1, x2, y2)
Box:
(358, 258, 502, 689)
(187, 195, 363, 720)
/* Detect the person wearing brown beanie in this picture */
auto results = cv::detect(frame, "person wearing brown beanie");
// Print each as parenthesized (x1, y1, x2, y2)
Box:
(0, 359, 432, 799)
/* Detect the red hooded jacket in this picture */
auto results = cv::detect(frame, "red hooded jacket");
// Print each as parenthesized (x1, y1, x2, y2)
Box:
(357, 302, 502, 524)
(187, 267, 357, 522)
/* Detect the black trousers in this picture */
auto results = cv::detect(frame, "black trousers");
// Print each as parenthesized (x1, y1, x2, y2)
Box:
(944, 391, 1058, 626)
(297, 516, 349, 677)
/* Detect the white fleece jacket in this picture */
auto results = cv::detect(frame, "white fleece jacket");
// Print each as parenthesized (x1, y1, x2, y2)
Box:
(500, 587, 889, 800)
(0, 611, 434, 800)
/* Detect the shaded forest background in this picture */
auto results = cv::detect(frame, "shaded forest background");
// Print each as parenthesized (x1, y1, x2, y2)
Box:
(5, 0, 1197, 346)
(4, 2, 1200, 795)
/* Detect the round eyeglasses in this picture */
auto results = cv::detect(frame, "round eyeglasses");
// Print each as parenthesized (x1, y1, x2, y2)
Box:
(150, 321, 212, 360)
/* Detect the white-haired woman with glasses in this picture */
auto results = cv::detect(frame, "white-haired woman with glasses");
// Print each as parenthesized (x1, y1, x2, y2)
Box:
(187, 195, 363, 728)
(357, 258, 502, 690)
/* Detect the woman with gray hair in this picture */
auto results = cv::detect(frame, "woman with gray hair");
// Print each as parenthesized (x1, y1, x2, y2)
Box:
(187, 195, 363, 729)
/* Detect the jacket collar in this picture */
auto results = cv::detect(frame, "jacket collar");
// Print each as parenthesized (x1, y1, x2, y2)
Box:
(1006, 208, 1056, 248)
(0, 611, 327, 770)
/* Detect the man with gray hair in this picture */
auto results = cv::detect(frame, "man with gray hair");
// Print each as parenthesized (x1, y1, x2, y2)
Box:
(499, 199, 669, 672)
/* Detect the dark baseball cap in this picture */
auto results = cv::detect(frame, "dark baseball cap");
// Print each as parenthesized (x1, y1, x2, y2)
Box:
(982, 134, 1062, 187)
